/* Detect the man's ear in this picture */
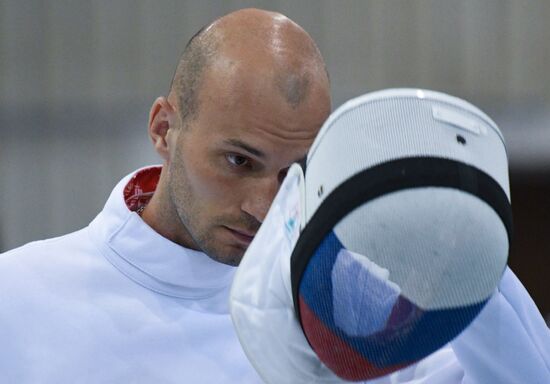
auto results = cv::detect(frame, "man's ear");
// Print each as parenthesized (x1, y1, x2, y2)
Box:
(148, 96, 178, 161)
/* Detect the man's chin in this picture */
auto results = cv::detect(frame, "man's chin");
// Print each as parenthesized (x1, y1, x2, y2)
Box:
(207, 251, 244, 267)
(198, 226, 255, 266)
(201, 242, 247, 267)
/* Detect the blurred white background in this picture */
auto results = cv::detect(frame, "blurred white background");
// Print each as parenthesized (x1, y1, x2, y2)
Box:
(1, 0, 549, 314)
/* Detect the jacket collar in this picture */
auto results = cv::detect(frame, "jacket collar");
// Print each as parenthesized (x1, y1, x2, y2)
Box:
(89, 166, 236, 312)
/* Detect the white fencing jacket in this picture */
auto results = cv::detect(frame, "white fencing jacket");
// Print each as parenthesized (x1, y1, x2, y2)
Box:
(0, 166, 262, 383)
(1, 166, 549, 383)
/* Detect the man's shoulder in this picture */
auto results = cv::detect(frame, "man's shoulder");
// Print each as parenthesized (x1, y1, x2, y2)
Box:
(1, 227, 90, 257)
(0, 226, 115, 317)
(0, 227, 99, 278)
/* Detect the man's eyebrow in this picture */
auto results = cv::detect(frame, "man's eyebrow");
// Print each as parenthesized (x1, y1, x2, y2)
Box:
(223, 139, 265, 158)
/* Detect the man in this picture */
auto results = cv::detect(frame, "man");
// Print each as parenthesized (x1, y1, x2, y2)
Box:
(0, 8, 330, 383)
(142, 9, 330, 267)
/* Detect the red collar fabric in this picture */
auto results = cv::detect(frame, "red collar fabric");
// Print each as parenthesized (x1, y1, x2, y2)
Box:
(123, 166, 161, 211)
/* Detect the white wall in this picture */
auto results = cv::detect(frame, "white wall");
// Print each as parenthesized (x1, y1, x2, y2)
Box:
(1, 0, 549, 250)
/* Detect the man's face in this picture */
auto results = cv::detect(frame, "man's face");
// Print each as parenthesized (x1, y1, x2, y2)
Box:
(165, 64, 330, 266)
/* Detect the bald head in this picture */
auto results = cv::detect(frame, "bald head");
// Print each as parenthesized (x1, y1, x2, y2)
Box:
(146, 9, 331, 265)
(169, 8, 330, 126)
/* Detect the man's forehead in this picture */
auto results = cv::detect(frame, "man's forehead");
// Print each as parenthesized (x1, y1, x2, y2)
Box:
(195, 72, 324, 141)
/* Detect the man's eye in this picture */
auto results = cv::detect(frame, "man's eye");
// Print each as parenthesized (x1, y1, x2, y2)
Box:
(226, 153, 250, 167)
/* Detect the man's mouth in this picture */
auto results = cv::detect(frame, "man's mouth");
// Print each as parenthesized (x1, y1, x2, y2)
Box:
(225, 226, 256, 244)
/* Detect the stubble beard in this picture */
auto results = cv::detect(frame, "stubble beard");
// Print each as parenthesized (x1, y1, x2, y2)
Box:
(168, 169, 246, 267)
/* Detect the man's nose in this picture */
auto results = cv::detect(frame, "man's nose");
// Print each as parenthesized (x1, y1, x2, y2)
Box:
(241, 176, 281, 223)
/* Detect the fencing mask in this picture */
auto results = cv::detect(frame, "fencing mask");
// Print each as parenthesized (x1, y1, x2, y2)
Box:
(230, 89, 512, 383)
